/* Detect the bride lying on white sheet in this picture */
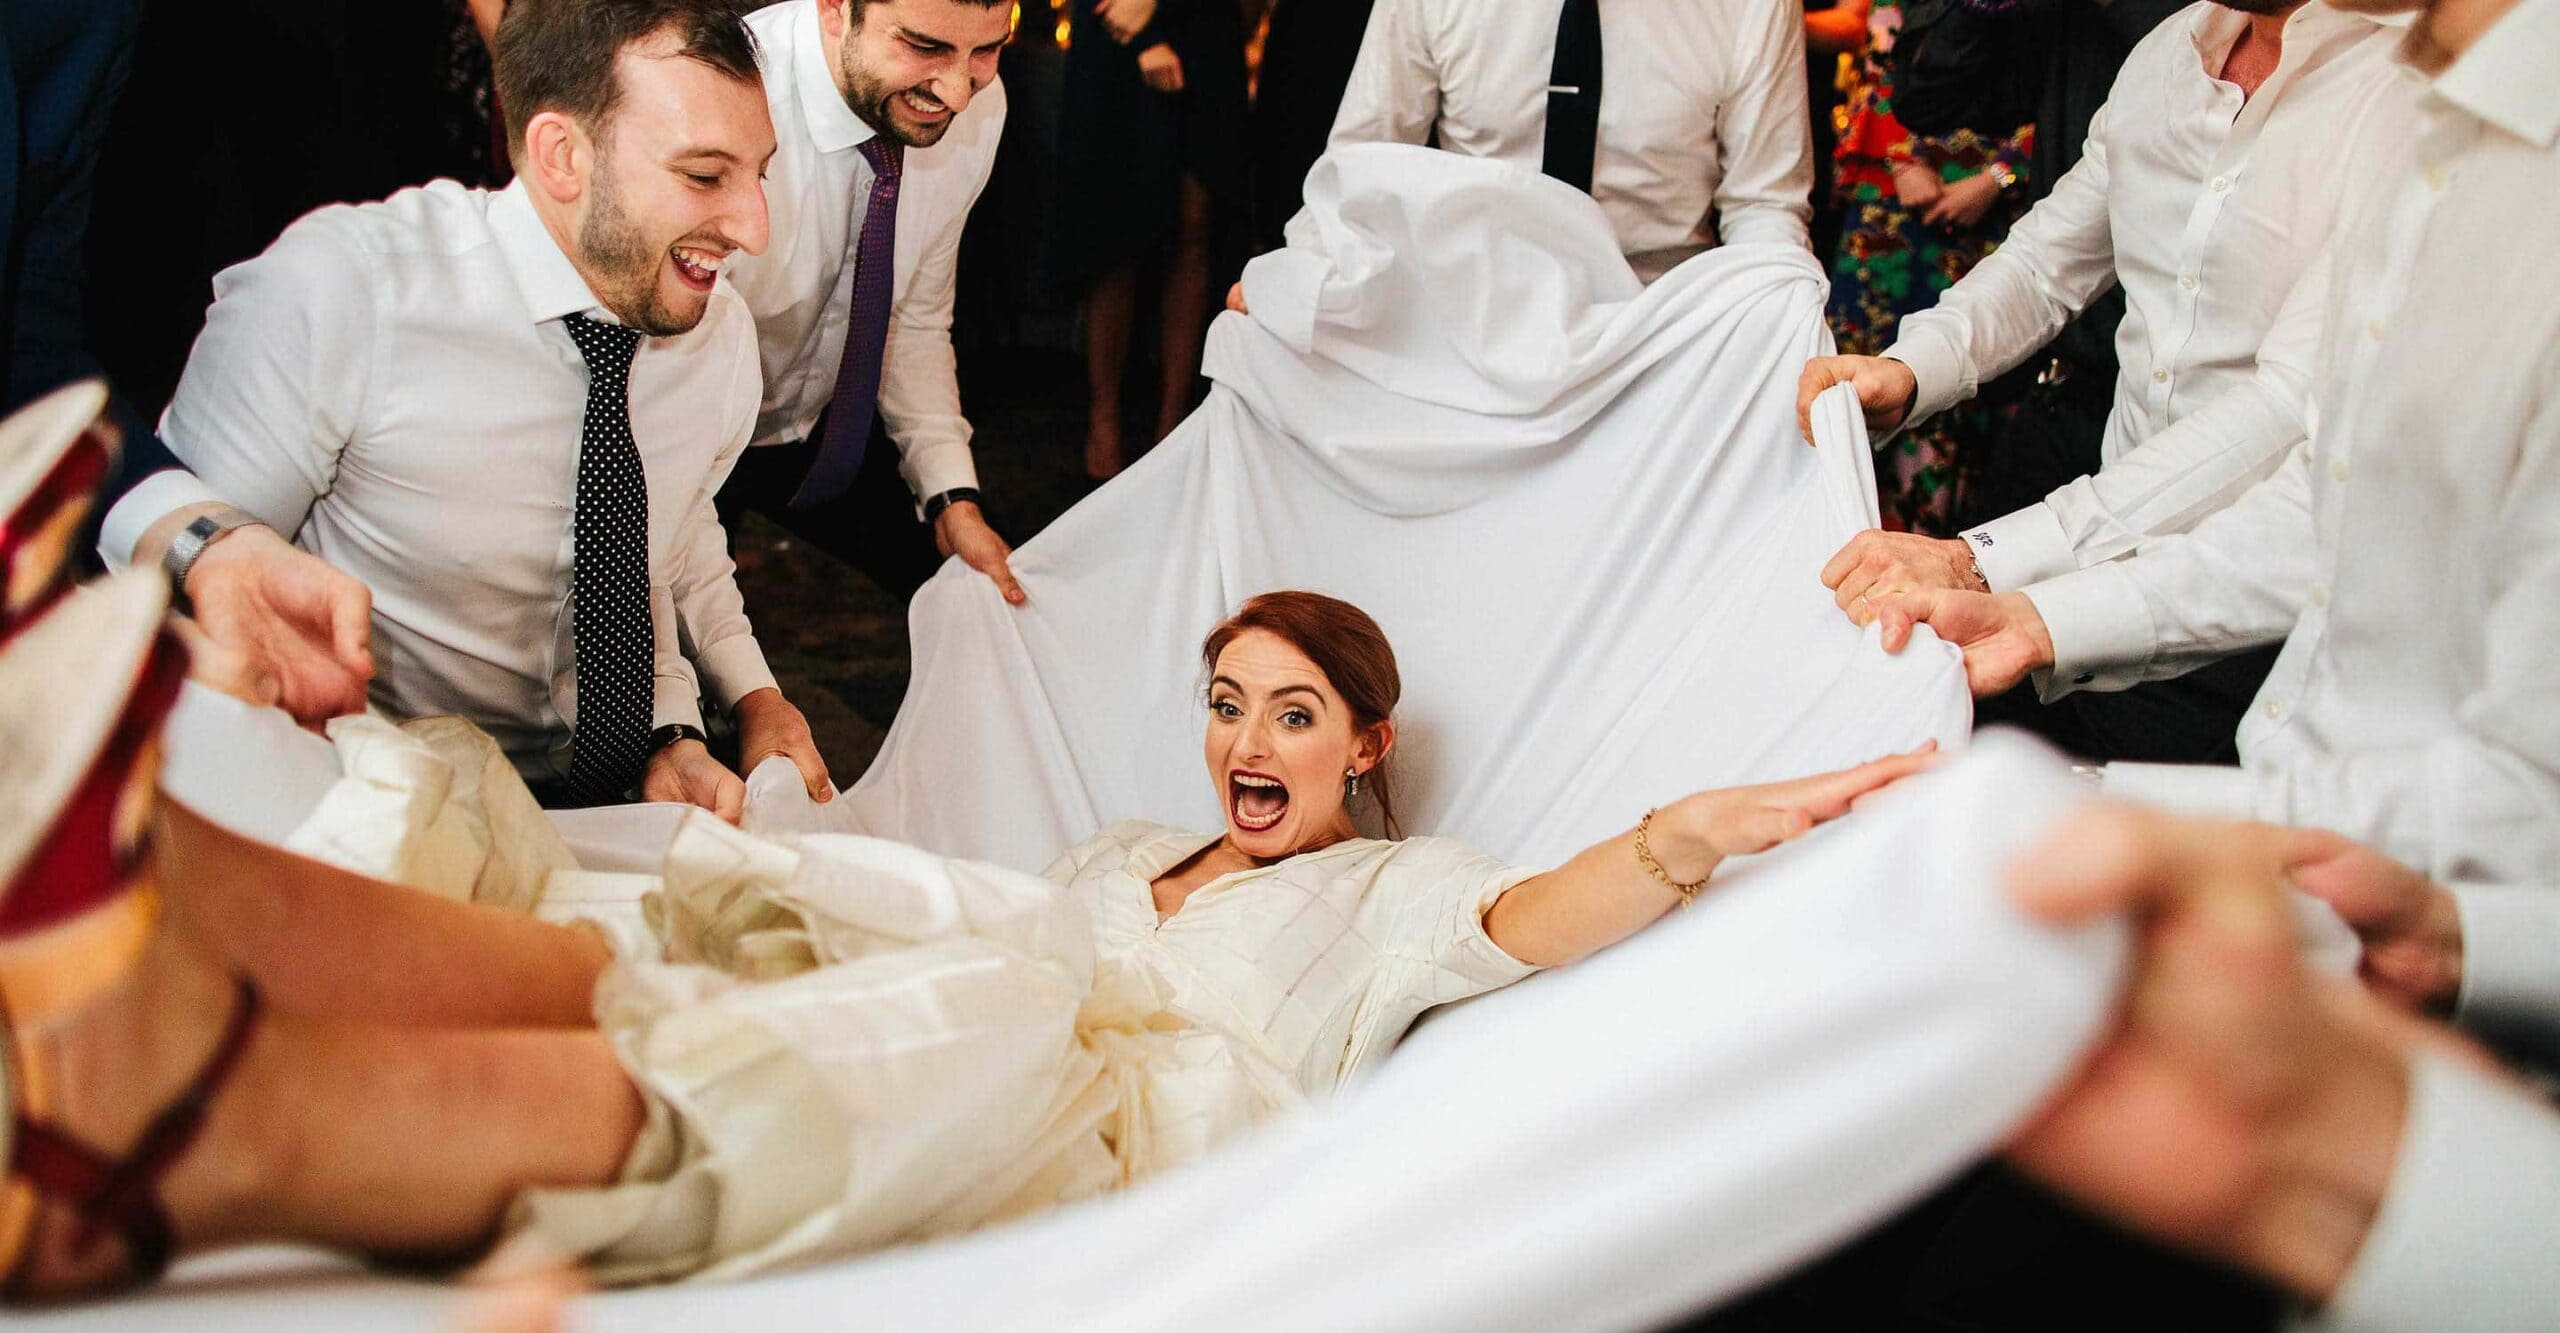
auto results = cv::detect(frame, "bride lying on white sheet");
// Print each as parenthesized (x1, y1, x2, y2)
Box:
(15, 589, 1930, 1300)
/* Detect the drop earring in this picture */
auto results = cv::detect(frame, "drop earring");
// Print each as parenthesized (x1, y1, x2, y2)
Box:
(1345, 767, 1362, 798)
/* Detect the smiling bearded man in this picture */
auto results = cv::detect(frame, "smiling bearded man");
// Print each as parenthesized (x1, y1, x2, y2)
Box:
(108, 0, 832, 821)
(708, 0, 1030, 617)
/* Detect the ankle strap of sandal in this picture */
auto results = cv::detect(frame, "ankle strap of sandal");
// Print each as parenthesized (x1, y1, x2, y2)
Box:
(10, 977, 262, 1284)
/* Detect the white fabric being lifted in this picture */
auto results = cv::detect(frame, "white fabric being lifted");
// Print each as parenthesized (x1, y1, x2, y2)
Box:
(40, 739, 2122, 1333)
(759, 142, 1970, 873)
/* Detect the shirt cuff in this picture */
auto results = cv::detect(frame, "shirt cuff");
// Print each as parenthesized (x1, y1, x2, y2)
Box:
(2449, 884, 2560, 1054)
(2316, 1051, 2560, 1332)
(1879, 329, 1974, 432)
(2020, 565, 2156, 700)
(899, 439, 981, 520)
(1965, 503, 2079, 592)
(652, 668, 706, 736)
(693, 634, 779, 711)
(2097, 763, 2254, 820)
(97, 468, 222, 570)
(1238, 245, 1334, 356)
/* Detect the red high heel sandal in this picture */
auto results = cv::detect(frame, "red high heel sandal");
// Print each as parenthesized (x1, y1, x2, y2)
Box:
(0, 380, 122, 641)
(0, 571, 265, 1299)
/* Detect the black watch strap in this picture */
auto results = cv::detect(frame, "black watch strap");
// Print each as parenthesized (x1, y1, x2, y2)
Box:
(922, 486, 982, 525)
(650, 722, 708, 754)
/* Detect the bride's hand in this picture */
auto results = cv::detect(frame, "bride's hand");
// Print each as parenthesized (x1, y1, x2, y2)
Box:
(1651, 742, 1941, 880)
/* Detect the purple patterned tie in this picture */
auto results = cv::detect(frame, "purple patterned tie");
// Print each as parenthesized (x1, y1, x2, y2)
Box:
(792, 136, 905, 508)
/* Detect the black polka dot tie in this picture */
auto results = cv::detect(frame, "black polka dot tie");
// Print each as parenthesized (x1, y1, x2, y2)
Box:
(560, 312, 653, 806)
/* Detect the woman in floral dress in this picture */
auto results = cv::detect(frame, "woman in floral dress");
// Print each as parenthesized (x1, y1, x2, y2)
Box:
(1824, 0, 2035, 533)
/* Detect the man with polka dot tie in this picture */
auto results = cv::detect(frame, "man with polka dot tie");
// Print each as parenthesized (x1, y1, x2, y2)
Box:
(101, 0, 837, 818)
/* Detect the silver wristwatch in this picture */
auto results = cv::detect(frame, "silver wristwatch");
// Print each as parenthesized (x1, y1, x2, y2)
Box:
(163, 506, 269, 612)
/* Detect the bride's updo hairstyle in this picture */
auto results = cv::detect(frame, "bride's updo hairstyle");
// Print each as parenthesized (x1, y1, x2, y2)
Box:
(1201, 591, 1404, 838)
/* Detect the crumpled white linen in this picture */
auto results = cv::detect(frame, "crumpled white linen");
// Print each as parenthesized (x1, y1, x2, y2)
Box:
(35, 738, 2124, 1333)
(758, 142, 1969, 872)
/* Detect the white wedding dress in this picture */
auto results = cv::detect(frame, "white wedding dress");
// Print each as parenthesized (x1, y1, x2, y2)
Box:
(509, 817, 1544, 1284)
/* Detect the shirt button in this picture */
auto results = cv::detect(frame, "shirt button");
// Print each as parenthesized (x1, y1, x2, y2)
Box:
(2262, 697, 2288, 721)
(2152, 369, 2170, 383)
(2210, 175, 2233, 193)
(2330, 457, 2351, 483)
(2424, 164, 2448, 190)
(2308, 583, 2330, 608)
(2179, 274, 2199, 292)
(2366, 318, 2388, 341)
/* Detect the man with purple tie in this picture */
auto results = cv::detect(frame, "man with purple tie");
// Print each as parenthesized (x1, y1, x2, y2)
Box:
(715, 0, 1025, 606)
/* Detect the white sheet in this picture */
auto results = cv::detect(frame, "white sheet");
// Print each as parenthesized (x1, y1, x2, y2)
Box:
(43, 738, 2119, 1333)
(762, 144, 1969, 874)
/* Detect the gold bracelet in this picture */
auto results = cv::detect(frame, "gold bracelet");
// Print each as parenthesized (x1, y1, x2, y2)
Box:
(1634, 807, 1707, 905)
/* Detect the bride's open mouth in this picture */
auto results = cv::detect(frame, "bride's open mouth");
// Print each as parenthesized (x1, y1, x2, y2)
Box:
(1229, 769, 1289, 832)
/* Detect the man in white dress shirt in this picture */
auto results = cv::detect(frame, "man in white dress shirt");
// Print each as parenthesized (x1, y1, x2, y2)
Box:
(1325, 0, 1814, 278)
(1802, 0, 2402, 762)
(98, 0, 833, 817)
(711, 0, 1026, 607)
(1870, 0, 2560, 888)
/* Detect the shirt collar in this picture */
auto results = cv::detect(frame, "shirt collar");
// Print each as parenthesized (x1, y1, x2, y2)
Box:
(2186, 3, 2249, 65)
(2285, 0, 2390, 43)
(2425, 0, 2560, 147)
(2188, 2, 2388, 71)
(486, 179, 610, 327)
(791, 0, 877, 156)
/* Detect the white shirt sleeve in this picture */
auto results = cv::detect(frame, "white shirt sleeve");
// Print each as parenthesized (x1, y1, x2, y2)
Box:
(2022, 437, 2316, 698)
(153, 219, 376, 551)
(650, 581, 704, 734)
(2448, 883, 2560, 1061)
(877, 88, 1006, 509)
(1966, 248, 2329, 592)
(2314, 1050, 2560, 1332)
(97, 468, 223, 569)
(1326, 0, 1444, 149)
(668, 321, 778, 715)
(1884, 98, 2122, 427)
(1709, 0, 1814, 252)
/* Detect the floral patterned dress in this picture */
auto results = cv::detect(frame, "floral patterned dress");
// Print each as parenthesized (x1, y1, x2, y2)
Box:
(1825, 0, 2034, 533)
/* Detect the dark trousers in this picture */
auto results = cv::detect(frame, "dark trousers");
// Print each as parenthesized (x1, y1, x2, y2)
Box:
(1677, 1165, 2282, 1331)
(1957, 350, 2277, 766)
(713, 420, 944, 605)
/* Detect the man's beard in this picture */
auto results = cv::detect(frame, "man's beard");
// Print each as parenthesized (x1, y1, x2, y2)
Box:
(841, 42, 955, 148)
(2212, 0, 2299, 15)
(578, 164, 699, 337)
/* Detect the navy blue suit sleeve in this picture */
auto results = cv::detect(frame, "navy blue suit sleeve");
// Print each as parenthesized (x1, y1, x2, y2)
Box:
(6, 0, 182, 546)
(99, 392, 185, 510)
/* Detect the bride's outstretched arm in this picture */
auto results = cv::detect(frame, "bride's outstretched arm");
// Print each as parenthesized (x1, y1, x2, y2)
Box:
(1482, 745, 1937, 967)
